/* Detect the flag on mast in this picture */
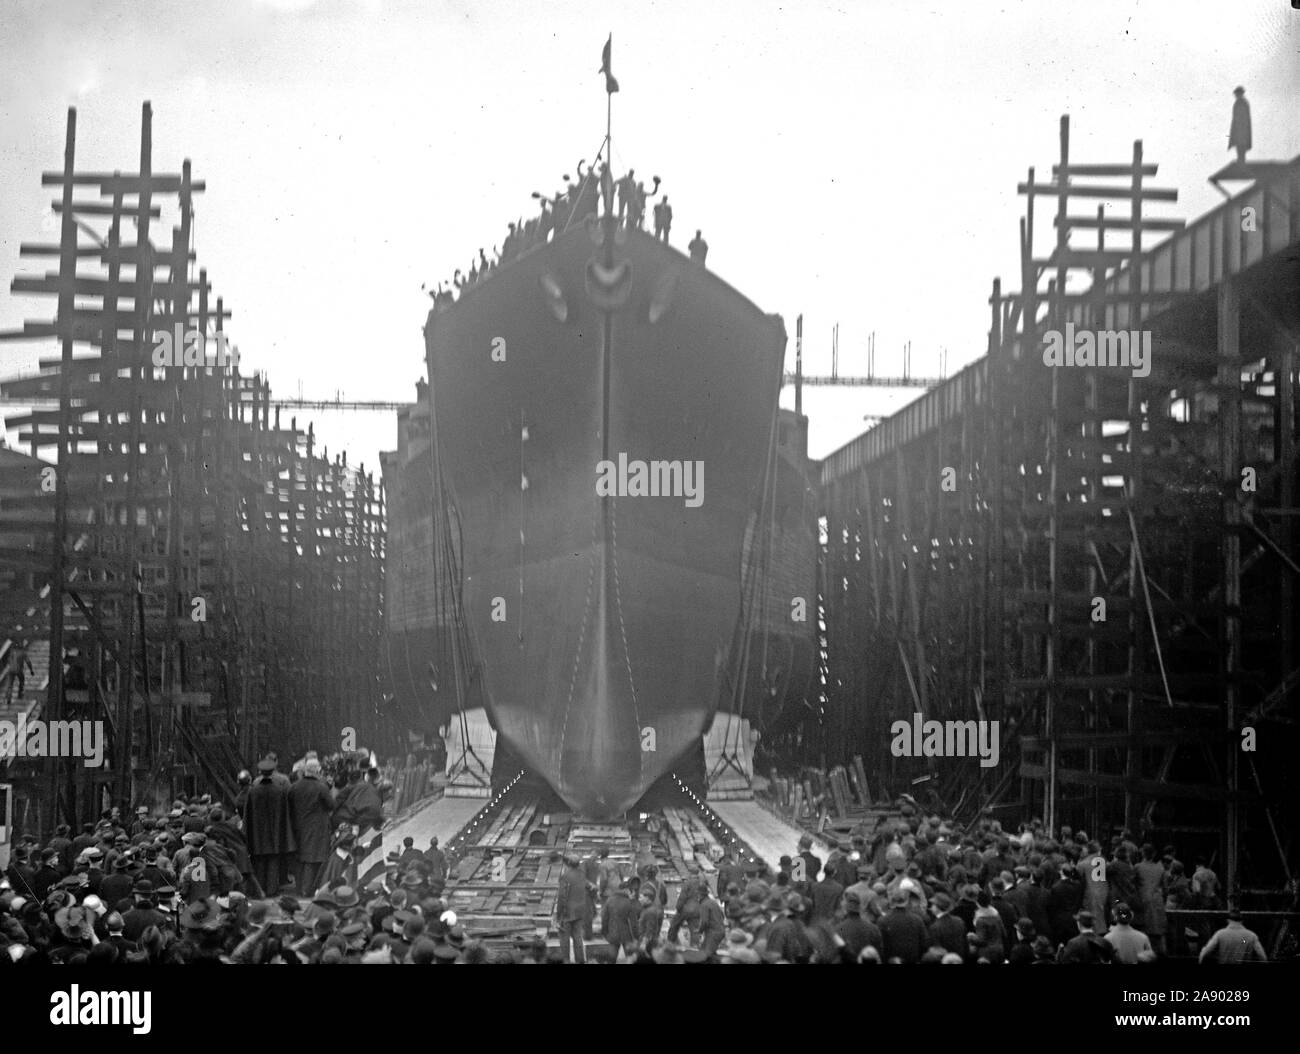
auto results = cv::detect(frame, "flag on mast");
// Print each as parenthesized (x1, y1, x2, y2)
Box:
(600, 34, 619, 94)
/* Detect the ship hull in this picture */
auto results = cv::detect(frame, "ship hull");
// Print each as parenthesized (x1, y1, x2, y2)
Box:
(426, 223, 784, 817)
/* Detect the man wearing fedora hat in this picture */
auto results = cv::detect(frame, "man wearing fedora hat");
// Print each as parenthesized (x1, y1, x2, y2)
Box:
(879, 886, 929, 964)
(99, 852, 136, 911)
(120, 881, 166, 942)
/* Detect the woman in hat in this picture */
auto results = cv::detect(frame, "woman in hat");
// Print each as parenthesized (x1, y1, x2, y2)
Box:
(49, 904, 96, 963)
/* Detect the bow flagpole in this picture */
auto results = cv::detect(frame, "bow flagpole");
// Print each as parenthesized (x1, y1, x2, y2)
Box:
(600, 33, 619, 163)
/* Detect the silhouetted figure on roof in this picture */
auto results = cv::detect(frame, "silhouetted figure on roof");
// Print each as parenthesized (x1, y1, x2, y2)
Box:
(653, 197, 672, 242)
(599, 160, 615, 217)
(1229, 86, 1251, 164)
(688, 229, 708, 265)
(617, 169, 636, 222)
(628, 176, 659, 230)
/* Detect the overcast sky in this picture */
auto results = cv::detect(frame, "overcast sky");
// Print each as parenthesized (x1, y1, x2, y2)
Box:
(1, 0, 1297, 469)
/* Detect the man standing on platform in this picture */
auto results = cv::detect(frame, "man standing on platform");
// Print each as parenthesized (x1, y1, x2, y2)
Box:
(244, 756, 297, 895)
(424, 836, 448, 883)
(555, 853, 590, 964)
(289, 759, 335, 896)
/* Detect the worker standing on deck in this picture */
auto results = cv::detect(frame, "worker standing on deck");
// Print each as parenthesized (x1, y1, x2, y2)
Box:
(687, 229, 708, 265)
(652, 197, 672, 242)
(555, 854, 590, 964)
(616, 169, 636, 222)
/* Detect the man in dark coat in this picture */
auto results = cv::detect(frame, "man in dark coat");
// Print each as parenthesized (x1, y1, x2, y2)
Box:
(1048, 864, 1085, 945)
(289, 759, 336, 896)
(98, 856, 135, 912)
(423, 837, 448, 882)
(1229, 86, 1251, 163)
(1059, 910, 1114, 964)
(244, 756, 297, 894)
(120, 885, 166, 942)
(334, 768, 383, 837)
(1023, 866, 1054, 937)
(601, 880, 639, 962)
(879, 888, 929, 963)
(32, 848, 65, 900)
(715, 847, 746, 900)
(555, 854, 590, 964)
(927, 891, 968, 958)
(796, 834, 822, 884)
(48, 824, 74, 872)
(637, 885, 664, 948)
(696, 886, 727, 957)
(5, 848, 36, 897)
(836, 891, 883, 960)
(763, 894, 813, 963)
(810, 869, 845, 922)
(990, 878, 1020, 937)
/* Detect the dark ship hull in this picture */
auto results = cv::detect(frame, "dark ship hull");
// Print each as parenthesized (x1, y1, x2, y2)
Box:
(423, 220, 786, 817)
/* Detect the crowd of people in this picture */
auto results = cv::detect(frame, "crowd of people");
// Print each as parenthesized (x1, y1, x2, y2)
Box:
(0, 778, 1271, 964)
(425, 160, 709, 311)
(548, 804, 1270, 965)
